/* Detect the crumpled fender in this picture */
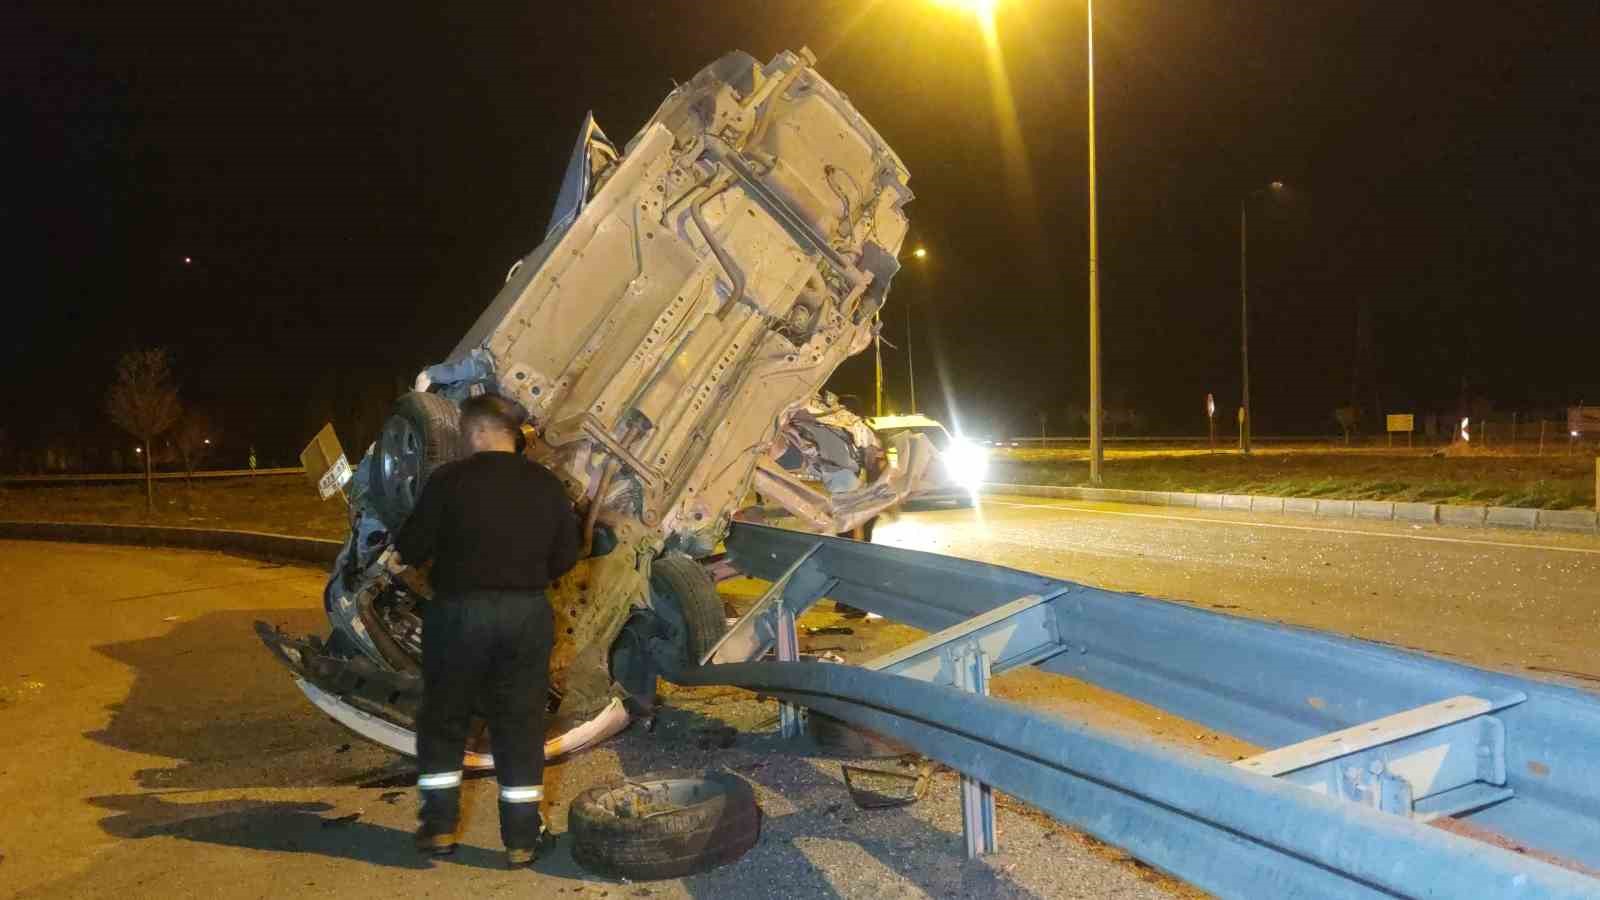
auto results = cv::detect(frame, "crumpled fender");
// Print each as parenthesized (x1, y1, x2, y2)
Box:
(751, 431, 936, 534)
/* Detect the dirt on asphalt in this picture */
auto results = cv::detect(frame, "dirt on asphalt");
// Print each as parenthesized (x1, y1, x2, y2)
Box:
(0, 541, 1200, 899)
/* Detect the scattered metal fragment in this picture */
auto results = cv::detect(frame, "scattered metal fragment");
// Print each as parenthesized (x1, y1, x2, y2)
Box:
(841, 760, 936, 810)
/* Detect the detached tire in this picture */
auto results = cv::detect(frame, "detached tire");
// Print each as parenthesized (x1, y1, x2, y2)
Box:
(368, 392, 462, 529)
(570, 772, 761, 880)
(650, 555, 726, 665)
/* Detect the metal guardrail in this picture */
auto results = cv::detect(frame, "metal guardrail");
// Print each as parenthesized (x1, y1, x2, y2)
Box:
(12, 515, 1598, 894)
(0, 467, 305, 484)
(999, 435, 1427, 444)
(687, 525, 1600, 898)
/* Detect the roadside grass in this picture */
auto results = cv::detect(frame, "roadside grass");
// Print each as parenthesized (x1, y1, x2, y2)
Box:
(987, 447, 1596, 510)
(0, 476, 351, 539)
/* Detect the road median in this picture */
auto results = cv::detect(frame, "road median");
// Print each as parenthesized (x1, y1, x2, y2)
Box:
(983, 483, 1598, 535)
(0, 520, 341, 565)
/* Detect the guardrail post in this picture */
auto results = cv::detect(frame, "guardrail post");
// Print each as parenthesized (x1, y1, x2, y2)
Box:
(957, 644, 998, 857)
(776, 605, 804, 739)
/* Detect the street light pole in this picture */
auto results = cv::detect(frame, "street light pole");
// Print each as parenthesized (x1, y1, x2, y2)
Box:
(1087, 0, 1104, 485)
(906, 299, 917, 414)
(1240, 200, 1250, 454)
(907, 246, 927, 415)
(874, 315, 885, 418)
(1239, 181, 1283, 455)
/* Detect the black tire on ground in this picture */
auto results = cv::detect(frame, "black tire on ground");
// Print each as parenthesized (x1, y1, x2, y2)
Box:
(650, 554, 726, 665)
(367, 392, 462, 529)
(570, 772, 762, 880)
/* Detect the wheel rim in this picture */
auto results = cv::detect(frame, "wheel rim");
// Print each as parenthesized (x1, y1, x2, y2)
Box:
(379, 415, 424, 509)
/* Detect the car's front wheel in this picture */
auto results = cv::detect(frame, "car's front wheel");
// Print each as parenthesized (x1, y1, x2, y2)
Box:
(368, 391, 462, 529)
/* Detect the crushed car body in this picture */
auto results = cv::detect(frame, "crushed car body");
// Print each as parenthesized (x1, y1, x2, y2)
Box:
(258, 48, 928, 764)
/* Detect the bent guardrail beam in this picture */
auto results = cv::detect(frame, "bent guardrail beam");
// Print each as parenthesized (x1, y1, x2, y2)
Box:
(715, 524, 1600, 895)
(676, 661, 1596, 899)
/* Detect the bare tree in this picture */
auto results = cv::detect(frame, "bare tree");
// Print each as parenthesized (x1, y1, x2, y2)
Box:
(1335, 405, 1360, 446)
(170, 409, 219, 487)
(106, 349, 182, 515)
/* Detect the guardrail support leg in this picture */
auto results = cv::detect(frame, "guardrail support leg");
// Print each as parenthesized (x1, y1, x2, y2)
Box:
(957, 645, 998, 857)
(776, 605, 804, 739)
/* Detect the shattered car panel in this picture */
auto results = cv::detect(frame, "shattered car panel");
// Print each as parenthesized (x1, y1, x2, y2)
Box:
(260, 48, 920, 763)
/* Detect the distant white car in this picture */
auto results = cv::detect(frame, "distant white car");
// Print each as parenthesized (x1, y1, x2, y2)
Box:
(867, 414, 986, 506)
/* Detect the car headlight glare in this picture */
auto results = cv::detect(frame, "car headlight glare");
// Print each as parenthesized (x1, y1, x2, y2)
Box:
(943, 439, 989, 490)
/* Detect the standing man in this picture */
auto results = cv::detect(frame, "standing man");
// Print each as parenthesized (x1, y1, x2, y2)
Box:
(395, 392, 580, 868)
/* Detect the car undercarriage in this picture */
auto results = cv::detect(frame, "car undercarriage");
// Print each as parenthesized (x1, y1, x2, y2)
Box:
(259, 47, 933, 763)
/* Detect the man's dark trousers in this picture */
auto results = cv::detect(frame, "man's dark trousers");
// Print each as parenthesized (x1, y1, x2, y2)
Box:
(416, 589, 552, 851)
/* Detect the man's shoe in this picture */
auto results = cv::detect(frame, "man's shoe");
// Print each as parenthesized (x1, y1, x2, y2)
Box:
(506, 829, 556, 868)
(414, 828, 457, 857)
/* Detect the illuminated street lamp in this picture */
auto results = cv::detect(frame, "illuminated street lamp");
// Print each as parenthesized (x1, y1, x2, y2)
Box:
(876, 245, 931, 417)
(1239, 180, 1286, 454)
(906, 247, 928, 413)
(934, 0, 1103, 482)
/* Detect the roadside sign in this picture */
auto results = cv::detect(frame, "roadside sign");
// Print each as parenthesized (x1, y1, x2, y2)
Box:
(300, 423, 352, 501)
(1386, 413, 1415, 449)
(1206, 394, 1217, 453)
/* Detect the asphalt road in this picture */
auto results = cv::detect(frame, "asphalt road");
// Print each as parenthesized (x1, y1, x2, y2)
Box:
(0, 540, 1182, 900)
(7, 500, 1594, 898)
(876, 493, 1600, 684)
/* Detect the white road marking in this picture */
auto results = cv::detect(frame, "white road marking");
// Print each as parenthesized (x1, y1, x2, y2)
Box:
(984, 499, 1600, 557)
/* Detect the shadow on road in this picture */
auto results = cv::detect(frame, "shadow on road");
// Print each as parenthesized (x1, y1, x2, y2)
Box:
(87, 793, 447, 870)
(85, 607, 399, 792)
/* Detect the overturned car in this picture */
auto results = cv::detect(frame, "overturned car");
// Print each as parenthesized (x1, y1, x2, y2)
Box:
(259, 48, 931, 765)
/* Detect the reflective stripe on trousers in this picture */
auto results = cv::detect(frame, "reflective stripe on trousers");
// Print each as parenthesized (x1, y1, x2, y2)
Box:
(500, 785, 543, 803)
(418, 771, 463, 790)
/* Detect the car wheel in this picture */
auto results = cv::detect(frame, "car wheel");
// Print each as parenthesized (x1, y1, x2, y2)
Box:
(570, 772, 761, 880)
(650, 554, 726, 665)
(368, 392, 461, 529)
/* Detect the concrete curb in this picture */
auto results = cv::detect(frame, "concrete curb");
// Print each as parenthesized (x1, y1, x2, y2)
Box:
(1538, 509, 1600, 533)
(0, 520, 342, 566)
(983, 484, 1597, 536)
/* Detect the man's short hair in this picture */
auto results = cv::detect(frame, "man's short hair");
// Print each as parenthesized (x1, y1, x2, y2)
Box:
(459, 393, 527, 441)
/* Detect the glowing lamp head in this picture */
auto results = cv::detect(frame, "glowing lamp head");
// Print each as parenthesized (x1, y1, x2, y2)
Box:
(932, 0, 999, 23)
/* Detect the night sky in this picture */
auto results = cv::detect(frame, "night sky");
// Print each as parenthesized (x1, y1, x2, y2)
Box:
(8, 0, 1598, 463)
